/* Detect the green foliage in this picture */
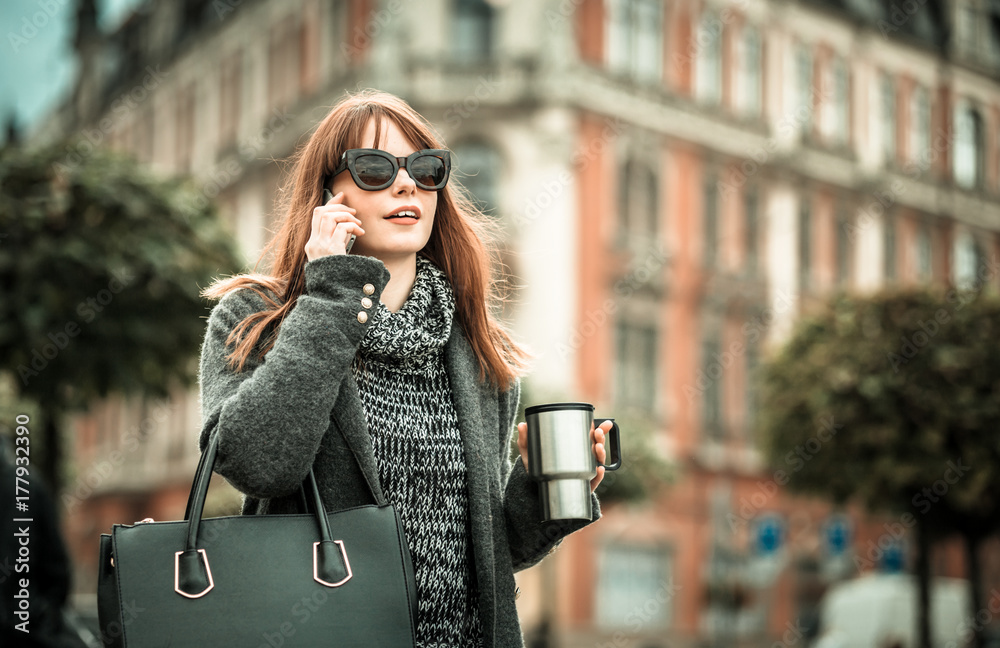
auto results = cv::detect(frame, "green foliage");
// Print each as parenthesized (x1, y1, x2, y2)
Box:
(592, 412, 674, 505)
(0, 142, 244, 410)
(756, 286, 1000, 534)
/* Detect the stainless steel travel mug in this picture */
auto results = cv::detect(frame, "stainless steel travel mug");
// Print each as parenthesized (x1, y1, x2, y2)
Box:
(524, 402, 622, 521)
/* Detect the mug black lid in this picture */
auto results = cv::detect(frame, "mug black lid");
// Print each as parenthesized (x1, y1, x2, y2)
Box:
(524, 402, 595, 416)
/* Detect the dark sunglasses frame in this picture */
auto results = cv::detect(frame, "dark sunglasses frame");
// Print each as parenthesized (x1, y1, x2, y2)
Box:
(333, 148, 451, 192)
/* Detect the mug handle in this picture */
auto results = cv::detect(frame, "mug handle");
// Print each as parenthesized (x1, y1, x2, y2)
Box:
(594, 418, 622, 471)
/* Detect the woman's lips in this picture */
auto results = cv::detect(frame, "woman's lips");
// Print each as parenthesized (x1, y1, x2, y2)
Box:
(384, 208, 420, 225)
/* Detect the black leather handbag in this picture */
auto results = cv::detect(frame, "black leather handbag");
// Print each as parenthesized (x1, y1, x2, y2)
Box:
(97, 432, 417, 647)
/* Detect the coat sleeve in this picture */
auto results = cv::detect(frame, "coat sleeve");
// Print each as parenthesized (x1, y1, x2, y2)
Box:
(197, 254, 390, 499)
(499, 378, 601, 572)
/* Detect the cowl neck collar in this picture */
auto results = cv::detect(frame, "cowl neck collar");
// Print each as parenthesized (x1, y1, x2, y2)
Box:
(356, 255, 455, 371)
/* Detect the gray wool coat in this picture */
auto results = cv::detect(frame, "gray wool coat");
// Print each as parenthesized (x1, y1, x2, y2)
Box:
(197, 253, 601, 648)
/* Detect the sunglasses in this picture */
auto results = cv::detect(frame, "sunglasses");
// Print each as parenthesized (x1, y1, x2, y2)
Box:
(333, 148, 451, 192)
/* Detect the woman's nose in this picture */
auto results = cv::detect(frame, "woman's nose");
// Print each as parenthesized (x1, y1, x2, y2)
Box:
(392, 167, 416, 194)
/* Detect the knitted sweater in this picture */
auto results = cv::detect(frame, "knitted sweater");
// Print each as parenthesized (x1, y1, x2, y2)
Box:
(351, 256, 482, 646)
(197, 253, 602, 648)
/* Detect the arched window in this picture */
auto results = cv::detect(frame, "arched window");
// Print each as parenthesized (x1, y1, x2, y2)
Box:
(836, 204, 852, 285)
(883, 211, 897, 281)
(915, 220, 933, 280)
(831, 57, 849, 144)
(606, 0, 663, 82)
(617, 155, 660, 244)
(954, 229, 984, 289)
(799, 196, 812, 291)
(909, 86, 930, 169)
(452, 0, 495, 62)
(695, 14, 722, 105)
(703, 170, 718, 267)
(739, 26, 763, 117)
(880, 72, 896, 165)
(452, 141, 502, 216)
(795, 43, 814, 135)
(954, 102, 984, 189)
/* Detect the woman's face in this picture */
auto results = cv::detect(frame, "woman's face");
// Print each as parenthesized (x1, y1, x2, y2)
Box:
(330, 119, 438, 263)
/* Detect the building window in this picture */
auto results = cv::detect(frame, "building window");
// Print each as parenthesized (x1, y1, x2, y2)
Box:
(739, 25, 763, 118)
(745, 186, 759, 275)
(614, 321, 658, 414)
(596, 543, 673, 629)
(134, 108, 154, 163)
(268, 16, 299, 110)
(916, 221, 933, 280)
(992, 11, 1000, 64)
(219, 50, 242, 147)
(634, 0, 663, 82)
(695, 13, 723, 104)
(798, 197, 811, 292)
(957, 0, 1000, 64)
(744, 342, 759, 442)
(703, 171, 719, 268)
(795, 44, 813, 136)
(298, 4, 320, 94)
(954, 102, 984, 189)
(607, 0, 664, 82)
(830, 57, 849, 145)
(453, 141, 502, 216)
(884, 212, 897, 281)
(836, 206, 851, 286)
(954, 230, 984, 289)
(618, 156, 660, 244)
(453, 0, 495, 62)
(175, 84, 195, 173)
(880, 73, 896, 165)
(909, 86, 930, 170)
(701, 335, 723, 439)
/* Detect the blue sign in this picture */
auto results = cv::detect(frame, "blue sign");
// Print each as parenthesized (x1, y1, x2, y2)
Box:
(881, 539, 906, 573)
(823, 514, 852, 556)
(755, 515, 784, 555)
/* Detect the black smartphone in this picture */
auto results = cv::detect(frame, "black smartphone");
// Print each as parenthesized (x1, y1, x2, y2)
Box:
(322, 188, 355, 254)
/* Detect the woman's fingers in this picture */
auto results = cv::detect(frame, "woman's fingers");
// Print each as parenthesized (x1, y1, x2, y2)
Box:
(306, 192, 365, 260)
(589, 421, 610, 492)
(312, 191, 354, 230)
(591, 466, 605, 492)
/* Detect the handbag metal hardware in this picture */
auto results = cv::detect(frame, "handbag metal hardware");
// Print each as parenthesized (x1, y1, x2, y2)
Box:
(174, 548, 215, 599)
(313, 540, 353, 587)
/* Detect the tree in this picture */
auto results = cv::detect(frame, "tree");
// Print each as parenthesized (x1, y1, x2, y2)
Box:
(0, 142, 243, 493)
(755, 286, 1000, 648)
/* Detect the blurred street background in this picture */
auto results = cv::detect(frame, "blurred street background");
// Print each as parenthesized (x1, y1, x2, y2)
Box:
(2, 0, 1000, 646)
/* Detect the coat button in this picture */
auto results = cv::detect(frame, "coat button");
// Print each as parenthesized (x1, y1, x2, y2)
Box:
(361, 297, 373, 309)
(363, 283, 375, 295)
(357, 311, 368, 323)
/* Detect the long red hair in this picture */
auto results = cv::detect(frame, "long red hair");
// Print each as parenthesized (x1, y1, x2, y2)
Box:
(202, 89, 529, 389)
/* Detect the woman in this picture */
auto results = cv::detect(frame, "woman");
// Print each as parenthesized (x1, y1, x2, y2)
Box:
(198, 89, 610, 647)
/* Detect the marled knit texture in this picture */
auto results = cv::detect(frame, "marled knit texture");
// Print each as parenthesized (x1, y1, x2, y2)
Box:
(352, 256, 482, 646)
(196, 253, 602, 648)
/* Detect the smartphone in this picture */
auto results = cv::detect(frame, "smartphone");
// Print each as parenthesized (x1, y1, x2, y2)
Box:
(322, 188, 356, 254)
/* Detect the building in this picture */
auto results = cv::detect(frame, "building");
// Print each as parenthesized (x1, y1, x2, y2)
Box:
(37, 0, 1000, 645)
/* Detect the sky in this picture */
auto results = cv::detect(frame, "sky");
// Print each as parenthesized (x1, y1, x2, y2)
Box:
(0, 0, 146, 144)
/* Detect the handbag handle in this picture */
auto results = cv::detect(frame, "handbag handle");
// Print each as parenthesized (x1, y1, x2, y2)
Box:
(174, 432, 354, 598)
(181, 440, 312, 522)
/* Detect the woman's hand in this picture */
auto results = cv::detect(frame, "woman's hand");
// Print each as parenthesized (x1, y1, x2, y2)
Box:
(516, 420, 610, 493)
(305, 191, 365, 261)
